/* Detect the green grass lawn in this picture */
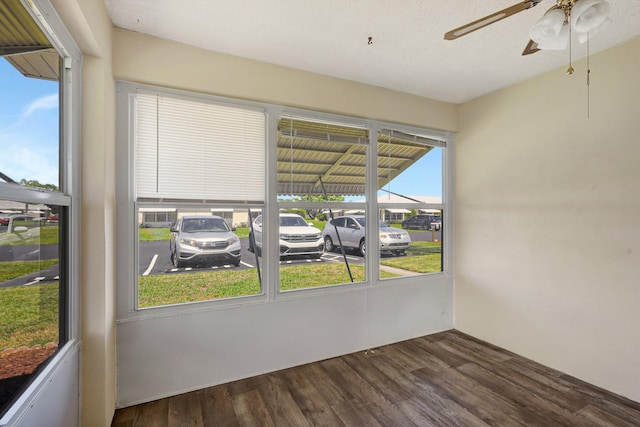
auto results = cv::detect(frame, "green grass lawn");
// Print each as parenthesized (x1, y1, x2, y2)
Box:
(0, 259, 59, 282)
(138, 227, 171, 241)
(0, 224, 59, 246)
(139, 263, 398, 308)
(0, 282, 59, 350)
(139, 226, 251, 240)
(380, 253, 442, 274)
(380, 241, 442, 274)
(405, 241, 442, 255)
(0, 229, 442, 345)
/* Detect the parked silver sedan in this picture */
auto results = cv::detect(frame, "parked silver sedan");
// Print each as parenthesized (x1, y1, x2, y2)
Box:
(321, 215, 411, 257)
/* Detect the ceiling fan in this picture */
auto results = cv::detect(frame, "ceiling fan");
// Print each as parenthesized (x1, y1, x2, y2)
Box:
(444, 0, 612, 56)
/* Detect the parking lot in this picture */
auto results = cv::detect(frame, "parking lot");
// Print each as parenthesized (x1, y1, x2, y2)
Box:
(137, 230, 441, 276)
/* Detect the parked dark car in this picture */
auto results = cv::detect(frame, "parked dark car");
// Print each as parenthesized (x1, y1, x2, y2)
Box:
(401, 214, 442, 231)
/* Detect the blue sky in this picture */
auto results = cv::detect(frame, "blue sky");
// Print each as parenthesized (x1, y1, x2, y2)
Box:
(381, 147, 442, 198)
(0, 58, 59, 186)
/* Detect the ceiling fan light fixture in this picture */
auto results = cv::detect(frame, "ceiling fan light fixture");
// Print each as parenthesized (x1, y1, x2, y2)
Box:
(571, 0, 611, 33)
(529, 8, 570, 49)
(577, 16, 611, 42)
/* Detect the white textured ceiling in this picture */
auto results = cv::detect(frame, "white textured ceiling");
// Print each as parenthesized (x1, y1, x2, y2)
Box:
(104, 0, 640, 104)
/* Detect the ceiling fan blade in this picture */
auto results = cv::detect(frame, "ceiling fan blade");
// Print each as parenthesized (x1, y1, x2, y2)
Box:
(522, 39, 541, 55)
(444, 0, 543, 40)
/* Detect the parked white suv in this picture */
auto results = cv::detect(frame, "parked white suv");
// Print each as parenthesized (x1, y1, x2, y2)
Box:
(250, 213, 324, 259)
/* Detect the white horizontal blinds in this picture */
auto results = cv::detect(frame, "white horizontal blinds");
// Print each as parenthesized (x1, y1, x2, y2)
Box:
(135, 95, 159, 196)
(135, 93, 265, 201)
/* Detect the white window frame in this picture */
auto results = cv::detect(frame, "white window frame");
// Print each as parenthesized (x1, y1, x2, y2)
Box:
(116, 82, 454, 319)
(0, 0, 81, 424)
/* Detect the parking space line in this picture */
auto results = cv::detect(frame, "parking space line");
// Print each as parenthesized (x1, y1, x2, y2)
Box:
(24, 277, 46, 286)
(23, 275, 60, 286)
(323, 254, 360, 262)
(240, 261, 254, 268)
(142, 254, 158, 276)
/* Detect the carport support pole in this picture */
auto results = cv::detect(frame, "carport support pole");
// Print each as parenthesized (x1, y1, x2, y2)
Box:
(319, 178, 354, 282)
(248, 208, 261, 286)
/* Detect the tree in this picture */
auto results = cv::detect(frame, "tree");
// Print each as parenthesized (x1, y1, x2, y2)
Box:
(19, 179, 59, 192)
(17, 179, 61, 215)
(297, 195, 345, 219)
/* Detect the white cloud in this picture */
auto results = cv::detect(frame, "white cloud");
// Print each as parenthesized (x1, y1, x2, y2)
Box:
(0, 138, 58, 186)
(23, 93, 58, 116)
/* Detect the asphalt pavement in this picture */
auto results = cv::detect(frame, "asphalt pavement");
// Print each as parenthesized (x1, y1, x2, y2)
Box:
(138, 229, 441, 276)
(1, 230, 441, 287)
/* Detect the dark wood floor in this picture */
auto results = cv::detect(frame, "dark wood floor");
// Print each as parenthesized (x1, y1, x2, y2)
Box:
(112, 330, 640, 426)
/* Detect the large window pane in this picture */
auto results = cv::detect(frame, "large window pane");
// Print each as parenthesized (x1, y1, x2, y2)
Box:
(277, 117, 369, 291)
(0, 202, 62, 413)
(133, 91, 266, 308)
(0, 2, 67, 415)
(0, 58, 60, 189)
(138, 205, 262, 308)
(137, 206, 263, 308)
(277, 117, 368, 202)
(377, 130, 444, 279)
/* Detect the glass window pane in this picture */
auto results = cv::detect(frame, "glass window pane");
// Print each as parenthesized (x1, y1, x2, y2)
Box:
(277, 117, 368, 202)
(277, 117, 368, 291)
(0, 3, 66, 414)
(279, 208, 367, 291)
(377, 130, 443, 278)
(0, 202, 62, 413)
(137, 206, 262, 308)
(0, 57, 60, 189)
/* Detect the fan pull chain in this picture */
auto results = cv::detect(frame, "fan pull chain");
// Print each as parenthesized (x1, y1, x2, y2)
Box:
(289, 118, 294, 196)
(387, 130, 392, 200)
(567, 22, 574, 75)
(587, 33, 591, 118)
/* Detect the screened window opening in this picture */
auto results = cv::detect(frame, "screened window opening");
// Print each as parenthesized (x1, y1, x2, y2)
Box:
(133, 92, 266, 308)
(376, 129, 444, 279)
(277, 117, 368, 202)
(136, 206, 262, 308)
(277, 117, 369, 291)
(0, 0, 70, 416)
(0, 202, 65, 415)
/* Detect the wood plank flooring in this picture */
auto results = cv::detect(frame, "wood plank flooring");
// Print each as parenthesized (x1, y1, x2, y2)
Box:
(111, 330, 640, 426)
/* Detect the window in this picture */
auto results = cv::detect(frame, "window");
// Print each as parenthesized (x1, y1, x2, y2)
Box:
(132, 91, 265, 308)
(0, 0, 75, 418)
(119, 83, 450, 313)
(140, 208, 177, 228)
(277, 116, 369, 291)
(376, 129, 444, 278)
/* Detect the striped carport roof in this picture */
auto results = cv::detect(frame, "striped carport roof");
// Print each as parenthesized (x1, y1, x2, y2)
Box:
(278, 118, 440, 197)
(0, 0, 59, 81)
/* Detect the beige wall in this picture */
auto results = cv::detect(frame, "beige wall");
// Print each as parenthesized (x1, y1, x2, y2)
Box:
(456, 36, 640, 402)
(112, 28, 457, 409)
(47, 0, 640, 422)
(112, 28, 458, 132)
(53, 0, 117, 426)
